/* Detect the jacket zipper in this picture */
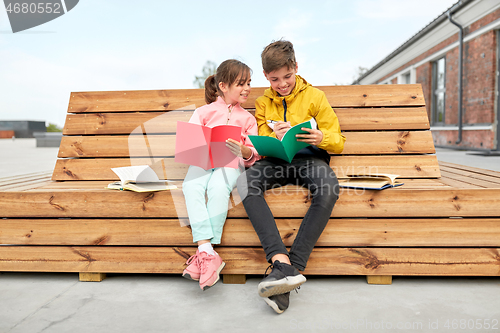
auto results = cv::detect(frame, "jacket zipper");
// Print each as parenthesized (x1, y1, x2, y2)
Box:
(282, 99, 287, 122)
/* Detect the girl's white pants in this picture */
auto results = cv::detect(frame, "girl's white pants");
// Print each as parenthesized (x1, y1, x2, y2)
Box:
(182, 165, 241, 244)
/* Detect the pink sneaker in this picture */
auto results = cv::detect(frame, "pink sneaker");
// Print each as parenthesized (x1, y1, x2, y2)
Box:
(182, 250, 201, 281)
(198, 251, 225, 291)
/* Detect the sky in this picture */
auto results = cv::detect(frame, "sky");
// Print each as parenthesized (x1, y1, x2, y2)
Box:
(0, 0, 459, 128)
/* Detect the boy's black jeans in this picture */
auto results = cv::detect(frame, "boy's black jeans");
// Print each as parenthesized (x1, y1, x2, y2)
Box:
(236, 156, 339, 271)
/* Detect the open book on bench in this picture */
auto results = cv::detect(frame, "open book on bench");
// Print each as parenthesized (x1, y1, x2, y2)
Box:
(338, 173, 404, 190)
(106, 165, 177, 192)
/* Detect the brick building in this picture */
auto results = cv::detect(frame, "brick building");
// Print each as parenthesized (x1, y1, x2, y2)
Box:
(354, 0, 500, 151)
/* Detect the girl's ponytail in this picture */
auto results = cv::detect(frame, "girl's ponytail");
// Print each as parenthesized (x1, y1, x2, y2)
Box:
(204, 75, 218, 104)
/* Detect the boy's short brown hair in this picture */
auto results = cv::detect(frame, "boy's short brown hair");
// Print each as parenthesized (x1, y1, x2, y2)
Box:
(261, 40, 296, 74)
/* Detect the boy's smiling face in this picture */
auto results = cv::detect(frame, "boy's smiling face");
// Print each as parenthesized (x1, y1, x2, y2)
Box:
(264, 63, 298, 97)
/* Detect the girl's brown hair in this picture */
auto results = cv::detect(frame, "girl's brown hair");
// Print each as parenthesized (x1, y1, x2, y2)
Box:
(204, 59, 251, 104)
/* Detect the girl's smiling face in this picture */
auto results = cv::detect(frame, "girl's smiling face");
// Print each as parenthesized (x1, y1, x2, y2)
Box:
(264, 63, 298, 97)
(219, 74, 251, 106)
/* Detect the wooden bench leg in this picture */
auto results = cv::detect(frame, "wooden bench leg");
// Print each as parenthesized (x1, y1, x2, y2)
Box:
(223, 274, 246, 284)
(79, 272, 106, 282)
(366, 275, 392, 285)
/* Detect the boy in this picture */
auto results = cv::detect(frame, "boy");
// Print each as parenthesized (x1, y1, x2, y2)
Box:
(237, 40, 345, 314)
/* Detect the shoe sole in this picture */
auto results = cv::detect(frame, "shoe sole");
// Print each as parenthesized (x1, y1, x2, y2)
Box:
(264, 298, 285, 314)
(182, 272, 199, 281)
(258, 274, 306, 297)
(201, 261, 226, 291)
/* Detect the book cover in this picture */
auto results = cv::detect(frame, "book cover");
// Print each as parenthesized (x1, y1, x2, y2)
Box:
(175, 121, 242, 170)
(107, 181, 177, 192)
(107, 165, 177, 192)
(338, 173, 404, 190)
(248, 118, 317, 163)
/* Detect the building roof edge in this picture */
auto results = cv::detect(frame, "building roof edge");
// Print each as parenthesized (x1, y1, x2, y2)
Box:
(352, 0, 473, 85)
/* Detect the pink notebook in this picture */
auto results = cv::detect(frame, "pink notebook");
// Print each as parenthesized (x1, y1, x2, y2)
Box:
(175, 121, 242, 170)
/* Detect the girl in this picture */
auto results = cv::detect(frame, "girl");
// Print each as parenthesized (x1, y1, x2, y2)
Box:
(181, 59, 260, 290)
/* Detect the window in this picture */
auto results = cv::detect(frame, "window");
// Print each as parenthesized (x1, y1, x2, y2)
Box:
(432, 57, 446, 125)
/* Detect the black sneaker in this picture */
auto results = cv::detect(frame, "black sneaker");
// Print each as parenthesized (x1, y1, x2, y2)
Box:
(265, 292, 290, 314)
(258, 260, 306, 298)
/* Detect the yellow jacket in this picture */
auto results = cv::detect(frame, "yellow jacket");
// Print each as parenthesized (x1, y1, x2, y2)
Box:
(255, 75, 345, 154)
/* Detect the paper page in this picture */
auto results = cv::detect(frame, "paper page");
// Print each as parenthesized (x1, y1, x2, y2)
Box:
(281, 119, 314, 160)
(346, 173, 399, 185)
(175, 121, 212, 170)
(134, 166, 161, 183)
(211, 124, 241, 169)
(248, 135, 289, 162)
(111, 165, 147, 183)
(339, 178, 390, 189)
(125, 182, 177, 192)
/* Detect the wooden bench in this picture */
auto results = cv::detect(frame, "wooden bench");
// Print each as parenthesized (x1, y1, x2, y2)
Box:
(1, 84, 500, 285)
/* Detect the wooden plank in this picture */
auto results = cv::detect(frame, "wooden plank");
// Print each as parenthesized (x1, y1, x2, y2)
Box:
(439, 161, 500, 178)
(366, 275, 392, 285)
(0, 174, 52, 190)
(344, 131, 435, 154)
(67, 85, 425, 113)
(51, 155, 441, 181)
(321, 84, 425, 107)
(62, 111, 192, 135)
(0, 171, 53, 192)
(62, 107, 430, 135)
(1, 246, 499, 276)
(56, 131, 435, 158)
(79, 272, 106, 282)
(1, 187, 500, 218)
(0, 179, 53, 192)
(439, 166, 500, 188)
(336, 107, 429, 130)
(32, 178, 448, 192)
(223, 274, 246, 284)
(0, 171, 53, 184)
(435, 173, 484, 189)
(2, 218, 500, 247)
(439, 170, 497, 189)
(68, 89, 208, 113)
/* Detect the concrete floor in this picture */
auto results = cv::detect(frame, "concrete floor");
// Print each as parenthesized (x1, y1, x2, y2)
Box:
(1, 139, 500, 333)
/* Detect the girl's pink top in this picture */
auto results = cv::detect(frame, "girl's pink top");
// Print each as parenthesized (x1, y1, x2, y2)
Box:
(189, 96, 260, 167)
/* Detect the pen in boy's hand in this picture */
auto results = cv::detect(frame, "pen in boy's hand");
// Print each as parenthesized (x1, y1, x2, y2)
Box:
(267, 119, 277, 130)
(274, 121, 291, 140)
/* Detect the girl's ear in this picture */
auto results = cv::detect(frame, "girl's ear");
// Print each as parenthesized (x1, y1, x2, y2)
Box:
(219, 82, 227, 93)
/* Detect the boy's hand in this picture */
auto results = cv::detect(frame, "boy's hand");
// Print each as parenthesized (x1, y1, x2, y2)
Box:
(274, 121, 291, 140)
(226, 139, 252, 159)
(296, 127, 323, 146)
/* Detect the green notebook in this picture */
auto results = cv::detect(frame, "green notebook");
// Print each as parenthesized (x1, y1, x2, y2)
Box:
(248, 118, 317, 163)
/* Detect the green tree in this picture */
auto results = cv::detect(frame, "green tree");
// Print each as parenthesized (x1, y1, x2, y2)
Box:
(193, 61, 217, 88)
(46, 123, 62, 132)
(353, 66, 369, 82)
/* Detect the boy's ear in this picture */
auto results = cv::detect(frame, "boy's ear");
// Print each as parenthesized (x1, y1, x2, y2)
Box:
(263, 70, 269, 81)
(295, 62, 298, 73)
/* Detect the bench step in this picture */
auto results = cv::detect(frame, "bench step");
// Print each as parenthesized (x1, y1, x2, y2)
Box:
(3, 187, 500, 218)
(1, 247, 499, 276)
(2, 218, 500, 247)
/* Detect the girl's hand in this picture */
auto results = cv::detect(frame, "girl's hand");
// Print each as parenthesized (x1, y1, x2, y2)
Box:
(296, 127, 324, 146)
(274, 121, 291, 140)
(226, 139, 252, 159)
